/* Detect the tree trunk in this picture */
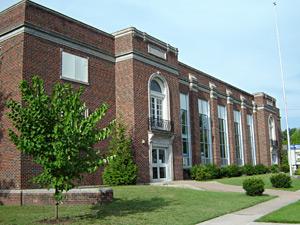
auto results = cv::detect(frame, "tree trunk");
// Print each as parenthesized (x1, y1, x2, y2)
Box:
(55, 188, 59, 220)
(55, 202, 59, 220)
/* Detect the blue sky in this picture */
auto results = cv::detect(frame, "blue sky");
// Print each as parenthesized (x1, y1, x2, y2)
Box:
(1, 0, 299, 129)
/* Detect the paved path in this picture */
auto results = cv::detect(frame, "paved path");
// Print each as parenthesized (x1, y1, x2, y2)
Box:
(161, 180, 300, 225)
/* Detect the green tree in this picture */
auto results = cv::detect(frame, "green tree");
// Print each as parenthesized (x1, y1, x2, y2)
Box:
(102, 121, 138, 185)
(291, 129, 300, 144)
(6, 76, 114, 219)
(282, 128, 297, 145)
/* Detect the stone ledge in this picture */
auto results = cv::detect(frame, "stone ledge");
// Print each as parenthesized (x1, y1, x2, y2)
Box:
(0, 187, 113, 206)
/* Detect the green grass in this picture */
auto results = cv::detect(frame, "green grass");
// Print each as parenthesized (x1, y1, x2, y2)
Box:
(217, 173, 300, 191)
(0, 185, 273, 225)
(257, 200, 300, 223)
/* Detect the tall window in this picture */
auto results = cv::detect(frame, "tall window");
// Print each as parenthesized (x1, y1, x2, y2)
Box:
(180, 93, 191, 167)
(247, 114, 256, 165)
(149, 77, 168, 130)
(234, 110, 244, 166)
(269, 116, 278, 164)
(62, 51, 88, 83)
(198, 99, 212, 164)
(218, 105, 229, 166)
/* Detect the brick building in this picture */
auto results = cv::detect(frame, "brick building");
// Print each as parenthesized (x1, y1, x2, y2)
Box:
(0, 0, 281, 189)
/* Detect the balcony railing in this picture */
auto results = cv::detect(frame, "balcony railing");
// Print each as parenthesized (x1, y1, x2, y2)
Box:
(149, 118, 173, 132)
(270, 140, 278, 148)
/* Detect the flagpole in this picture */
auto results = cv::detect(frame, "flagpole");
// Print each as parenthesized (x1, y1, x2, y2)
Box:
(272, 1, 293, 176)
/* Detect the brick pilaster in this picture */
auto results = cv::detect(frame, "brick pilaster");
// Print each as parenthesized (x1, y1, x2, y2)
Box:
(226, 89, 236, 165)
(241, 96, 250, 164)
(209, 83, 220, 166)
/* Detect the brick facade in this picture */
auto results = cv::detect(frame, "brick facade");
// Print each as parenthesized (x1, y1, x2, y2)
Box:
(0, 0, 281, 189)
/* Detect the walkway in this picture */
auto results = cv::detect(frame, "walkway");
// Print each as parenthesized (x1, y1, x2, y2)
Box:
(162, 180, 300, 225)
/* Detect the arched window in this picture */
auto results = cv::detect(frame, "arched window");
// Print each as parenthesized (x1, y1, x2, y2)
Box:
(149, 74, 170, 131)
(269, 115, 278, 164)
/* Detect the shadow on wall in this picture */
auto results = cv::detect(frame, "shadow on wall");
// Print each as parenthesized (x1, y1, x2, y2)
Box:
(0, 81, 11, 143)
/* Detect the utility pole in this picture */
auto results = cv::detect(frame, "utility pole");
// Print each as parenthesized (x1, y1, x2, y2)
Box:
(272, 1, 293, 176)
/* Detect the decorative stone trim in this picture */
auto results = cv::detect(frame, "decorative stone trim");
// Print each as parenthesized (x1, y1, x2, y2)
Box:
(188, 73, 198, 92)
(240, 95, 247, 109)
(252, 100, 257, 113)
(226, 89, 233, 104)
(209, 82, 217, 99)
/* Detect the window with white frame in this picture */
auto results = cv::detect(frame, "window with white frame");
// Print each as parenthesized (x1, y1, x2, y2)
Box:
(247, 114, 256, 165)
(218, 105, 229, 166)
(180, 93, 191, 167)
(234, 110, 244, 166)
(269, 116, 278, 164)
(198, 99, 212, 164)
(62, 51, 88, 83)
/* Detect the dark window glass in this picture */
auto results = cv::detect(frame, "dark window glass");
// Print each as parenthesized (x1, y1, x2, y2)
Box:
(150, 80, 162, 93)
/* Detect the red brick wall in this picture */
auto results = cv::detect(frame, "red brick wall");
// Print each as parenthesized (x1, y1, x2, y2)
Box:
(0, 34, 25, 189)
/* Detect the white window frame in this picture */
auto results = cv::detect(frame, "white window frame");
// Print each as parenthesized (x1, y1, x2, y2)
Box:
(247, 114, 256, 165)
(198, 99, 213, 164)
(180, 93, 192, 168)
(234, 110, 244, 166)
(218, 105, 230, 166)
(61, 51, 89, 84)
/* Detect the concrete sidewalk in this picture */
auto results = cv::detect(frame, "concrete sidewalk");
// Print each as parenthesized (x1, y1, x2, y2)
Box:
(162, 180, 300, 225)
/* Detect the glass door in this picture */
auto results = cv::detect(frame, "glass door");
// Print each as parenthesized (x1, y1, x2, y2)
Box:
(152, 147, 168, 181)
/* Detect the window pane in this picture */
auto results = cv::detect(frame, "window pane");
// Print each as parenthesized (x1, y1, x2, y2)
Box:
(159, 167, 166, 179)
(62, 52, 75, 79)
(152, 167, 158, 179)
(150, 80, 162, 93)
(159, 149, 165, 163)
(75, 56, 88, 82)
(152, 149, 157, 163)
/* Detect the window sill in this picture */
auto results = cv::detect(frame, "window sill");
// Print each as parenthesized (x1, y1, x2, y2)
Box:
(60, 76, 89, 86)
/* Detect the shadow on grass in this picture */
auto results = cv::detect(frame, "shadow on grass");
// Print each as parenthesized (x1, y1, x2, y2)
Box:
(78, 197, 172, 221)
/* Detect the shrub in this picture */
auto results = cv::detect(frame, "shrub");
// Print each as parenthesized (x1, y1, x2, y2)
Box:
(280, 163, 290, 173)
(270, 173, 292, 188)
(269, 165, 280, 173)
(222, 165, 242, 177)
(254, 164, 269, 174)
(205, 164, 222, 179)
(191, 165, 212, 181)
(295, 168, 300, 176)
(102, 121, 138, 185)
(242, 164, 256, 176)
(191, 164, 221, 181)
(243, 178, 265, 196)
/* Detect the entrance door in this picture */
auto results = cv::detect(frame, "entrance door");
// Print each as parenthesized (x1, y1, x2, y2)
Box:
(151, 147, 169, 181)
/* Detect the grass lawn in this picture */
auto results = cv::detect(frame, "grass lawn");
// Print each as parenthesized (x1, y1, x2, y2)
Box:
(217, 173, 300, 191)
(257, 200, 300, 223)
(0, 185, 273, 225)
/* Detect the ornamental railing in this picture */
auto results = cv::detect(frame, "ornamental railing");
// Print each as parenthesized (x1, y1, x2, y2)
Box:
(149, 118, 173, 132)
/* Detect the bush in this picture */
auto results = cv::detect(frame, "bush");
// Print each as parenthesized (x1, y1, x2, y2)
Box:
(102, 122, 138, 185)
(190, 164, 221, 181)
(205, 164, 222, 179)
(254, 164, 269, 174)
(280, 163, 290, 173)
(191, 165, 212, 181)
(242, 164, 256, 176)
(270, 173, 292, 188)
(269, 165, 280, 173)
(243, 178, 265, 196)
(222, 165, 242, 177)
(295, 168, 300, 176)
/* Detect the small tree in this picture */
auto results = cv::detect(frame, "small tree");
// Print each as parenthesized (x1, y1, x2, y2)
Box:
(6, 76, 114, 219)
(102, 121, 138, 185)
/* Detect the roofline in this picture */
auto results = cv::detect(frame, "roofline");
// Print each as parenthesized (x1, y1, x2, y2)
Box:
(178, 61, 254, 97)
(0, 0, 114, 39)
(113, 27, 178, 54)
